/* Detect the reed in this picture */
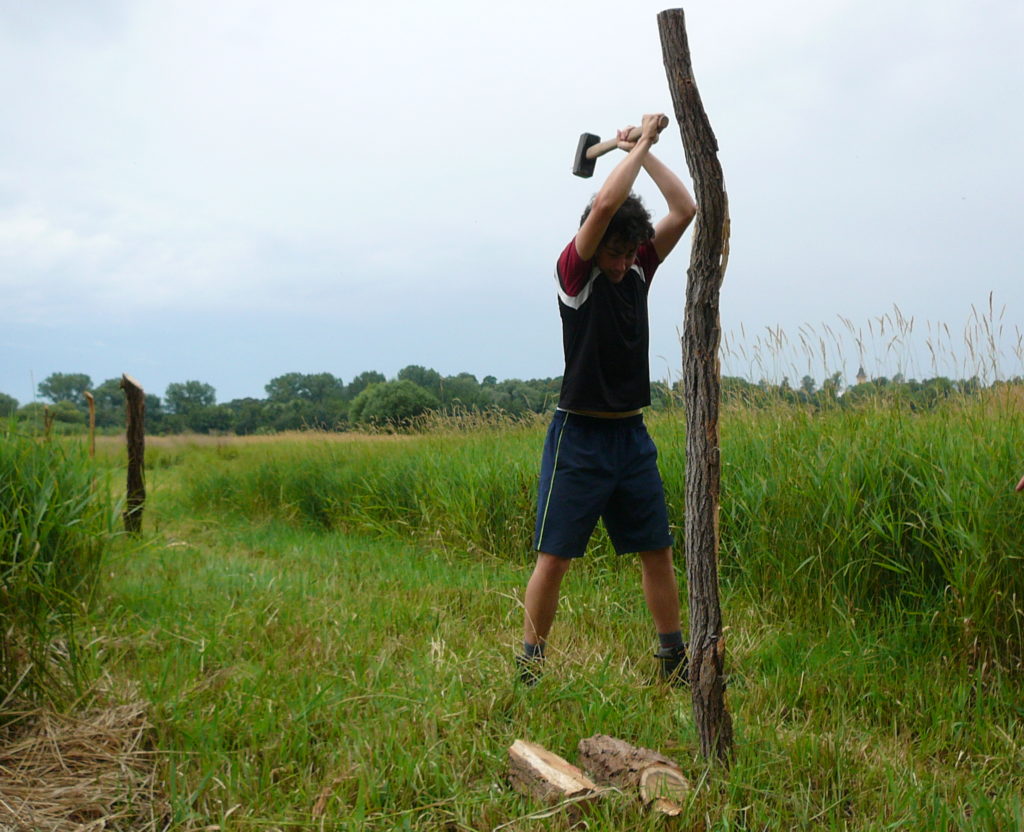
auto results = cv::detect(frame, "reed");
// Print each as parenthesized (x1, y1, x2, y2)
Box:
(0, 425, 116, 709)
(168, 387, 1024, 672)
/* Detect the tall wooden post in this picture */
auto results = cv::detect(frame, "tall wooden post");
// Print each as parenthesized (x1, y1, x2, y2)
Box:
(84, 391, 96, 458)
(119, 374, 146, 534)
(658, 8, 733, 762)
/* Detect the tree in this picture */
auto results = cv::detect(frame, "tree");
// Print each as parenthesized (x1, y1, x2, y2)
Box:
(346, 370, 386, 401)
(0, 392, 17, 417)
(164, 381, 216, 415)
(46, 400, 86, 424)
(820, 371, 843, 401)
(349, 380, 439, 426)
(397, 365, 442, 398)
(265, 372, 345, 404)
(439, 372, 482, 408)
(186, 404, 233, 434)
(224, 398, 268, 435)
(38, 373, 92, 406)
(91, 378, 126, 428)
(263, 371, 347, 429)
(483, 377, 560, 414)
(144, 393, 165, 433)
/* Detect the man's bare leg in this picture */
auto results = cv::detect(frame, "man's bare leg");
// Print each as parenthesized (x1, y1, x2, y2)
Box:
(639, 546, 681, 632)
(640, 546, 688, 685)
(523, 552, 573, 647)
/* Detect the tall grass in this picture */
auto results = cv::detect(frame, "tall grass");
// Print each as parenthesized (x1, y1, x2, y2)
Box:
(82, 310, 1024, 828)
(716, 398, 1024, 665)
(720, 298, 1024, 388)
(101, 460, 1024, 829)
(0, 426, 116, 709)
(170, 420, 543, 561)
(170, 391, 1024, 672)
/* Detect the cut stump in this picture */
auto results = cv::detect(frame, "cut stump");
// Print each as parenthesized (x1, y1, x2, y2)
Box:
(508, 739, 601, 805)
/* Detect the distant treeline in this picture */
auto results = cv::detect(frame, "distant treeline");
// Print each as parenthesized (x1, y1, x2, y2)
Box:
(2, 367, 1018, 435)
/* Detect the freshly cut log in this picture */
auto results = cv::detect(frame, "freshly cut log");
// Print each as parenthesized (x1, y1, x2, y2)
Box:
(639, 763, 689, 816)
(577, 734, 690, 815)
(507, 739, 601, 804)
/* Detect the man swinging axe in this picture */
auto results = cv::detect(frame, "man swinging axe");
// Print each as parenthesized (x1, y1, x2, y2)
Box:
(516, 113, 697, 686)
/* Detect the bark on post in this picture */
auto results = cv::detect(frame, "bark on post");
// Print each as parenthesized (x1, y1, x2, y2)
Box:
(119, 374, 146, 534)
(657, 7, 733, 762)
(84, 391, 96, 458)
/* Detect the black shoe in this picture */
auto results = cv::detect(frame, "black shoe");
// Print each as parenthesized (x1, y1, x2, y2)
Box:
(515, 654, 544, 687)
(655, 644, 689, 687)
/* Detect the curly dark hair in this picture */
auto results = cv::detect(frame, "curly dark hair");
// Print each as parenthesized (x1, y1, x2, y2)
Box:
(579, 192, 655, 247)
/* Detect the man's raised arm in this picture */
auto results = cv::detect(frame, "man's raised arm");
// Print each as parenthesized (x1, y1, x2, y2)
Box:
(642, 153, 697, 262)
(574, 114, 665, 261)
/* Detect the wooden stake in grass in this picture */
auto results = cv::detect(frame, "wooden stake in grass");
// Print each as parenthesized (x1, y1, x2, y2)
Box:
(84, 391, 96, 458)
(43, 405, 54, 442)
(658, 7, 734, 762)
(119, 374, 146, 534)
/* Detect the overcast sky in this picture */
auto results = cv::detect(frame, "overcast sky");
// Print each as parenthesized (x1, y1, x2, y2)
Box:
(2, 0, 1022, 405)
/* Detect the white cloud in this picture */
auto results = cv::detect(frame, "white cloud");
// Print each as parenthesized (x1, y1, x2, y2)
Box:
(0, 0, 1022, 402)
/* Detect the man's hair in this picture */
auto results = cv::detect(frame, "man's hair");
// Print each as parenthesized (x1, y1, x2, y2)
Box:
(579, 192, 655, 247)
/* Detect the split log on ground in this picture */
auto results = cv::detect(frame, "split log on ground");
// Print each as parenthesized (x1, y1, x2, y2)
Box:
(508, 740, 601, 805)
(577, 734, 690, 815)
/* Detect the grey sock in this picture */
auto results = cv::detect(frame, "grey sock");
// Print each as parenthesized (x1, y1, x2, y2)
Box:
(523, 641, 545, 659)
(658, 631, 684, 650)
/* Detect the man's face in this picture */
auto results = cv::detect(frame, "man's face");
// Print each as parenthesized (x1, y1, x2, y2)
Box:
(595, 238, 638, 284)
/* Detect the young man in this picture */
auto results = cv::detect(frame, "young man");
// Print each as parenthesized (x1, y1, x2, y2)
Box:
(518, 113, 697, 687)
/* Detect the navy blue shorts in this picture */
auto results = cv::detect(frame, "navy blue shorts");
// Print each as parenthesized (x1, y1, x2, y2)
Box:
(533, 410, 674, 559)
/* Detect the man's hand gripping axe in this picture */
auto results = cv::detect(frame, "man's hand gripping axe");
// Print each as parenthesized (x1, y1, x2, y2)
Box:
(572, 115, 670, 178)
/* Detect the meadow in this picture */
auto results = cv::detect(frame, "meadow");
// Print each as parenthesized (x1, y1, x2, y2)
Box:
(4, 391, 1024, 830)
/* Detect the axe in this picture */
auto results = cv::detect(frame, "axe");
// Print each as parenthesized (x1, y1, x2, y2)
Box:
(572, 115, 670, 178)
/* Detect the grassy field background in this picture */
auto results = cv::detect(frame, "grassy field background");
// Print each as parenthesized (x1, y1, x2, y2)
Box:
(6, 393, 1024, 829)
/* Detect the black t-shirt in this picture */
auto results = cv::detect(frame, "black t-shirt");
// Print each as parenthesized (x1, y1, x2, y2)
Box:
(554, 239, 661, 412)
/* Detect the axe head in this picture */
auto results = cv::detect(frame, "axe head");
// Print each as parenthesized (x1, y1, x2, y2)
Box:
(572, 132, 600, 178)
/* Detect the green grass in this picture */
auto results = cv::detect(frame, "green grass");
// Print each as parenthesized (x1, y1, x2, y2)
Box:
(96, 519, 1024, 829)
(170, 398, 1024, 669)
(80, 394, 1024, 829)
(0, 426, 116, 708)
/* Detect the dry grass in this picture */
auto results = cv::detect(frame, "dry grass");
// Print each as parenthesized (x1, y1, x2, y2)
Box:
(0, 700, 166, 832)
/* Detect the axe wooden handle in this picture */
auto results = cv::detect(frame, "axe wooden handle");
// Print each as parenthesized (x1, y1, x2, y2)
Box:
(586, 115, 670, 161)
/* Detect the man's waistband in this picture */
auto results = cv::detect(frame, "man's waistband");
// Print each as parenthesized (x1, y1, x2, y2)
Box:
(559, 407, 643, 419)
(554, 408, 645, 428)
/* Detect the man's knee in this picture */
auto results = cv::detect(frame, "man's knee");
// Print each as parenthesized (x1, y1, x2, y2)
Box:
(639, 546, 674, 563)
(639, 546, 675, 574)
(534, 551, 574, 580)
